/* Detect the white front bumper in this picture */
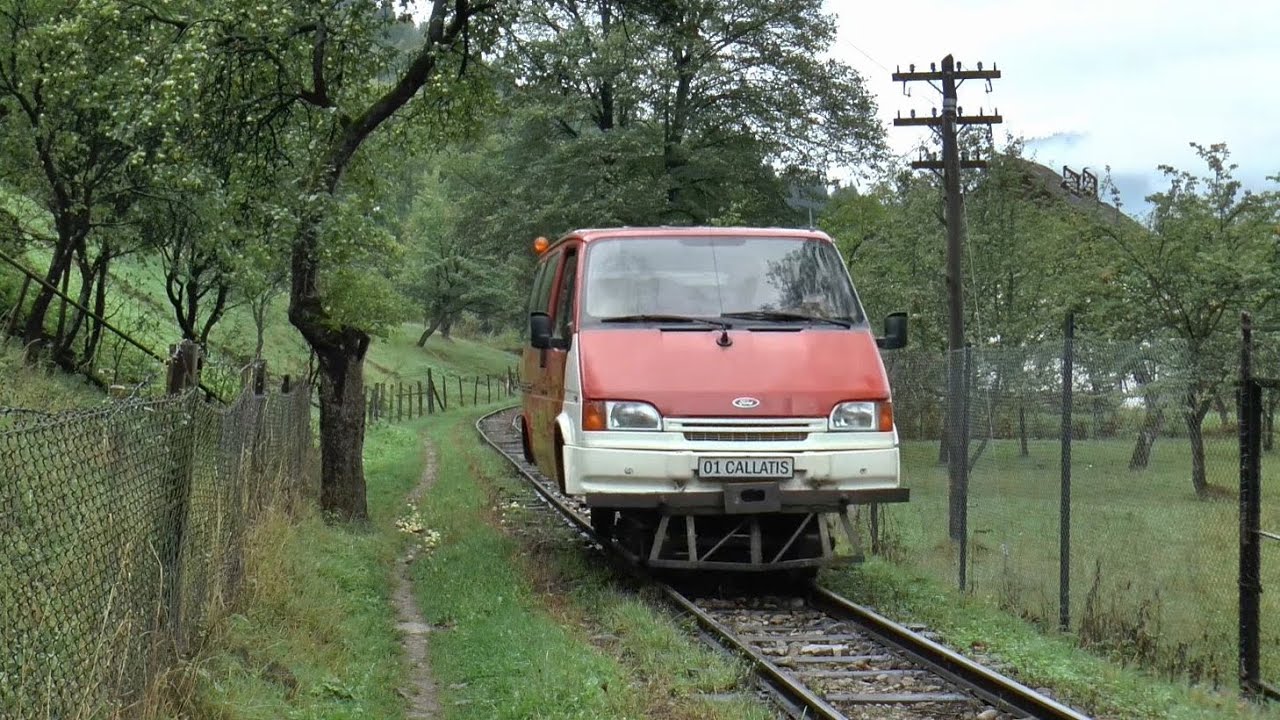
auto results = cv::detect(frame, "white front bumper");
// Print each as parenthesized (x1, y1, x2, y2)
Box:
(560, 419, 903, 510)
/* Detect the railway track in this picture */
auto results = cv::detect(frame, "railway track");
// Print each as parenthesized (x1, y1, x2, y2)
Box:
(477, 407, 1092, 720)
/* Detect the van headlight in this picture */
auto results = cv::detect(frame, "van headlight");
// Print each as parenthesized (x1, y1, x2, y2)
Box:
(584, 400, 662, 431)
(830, 401, 892, 432)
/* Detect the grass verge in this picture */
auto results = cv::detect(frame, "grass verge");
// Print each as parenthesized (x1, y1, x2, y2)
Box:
(187, 423, 423, 720)
(411, 409, 775, 720)
(824, 558, 1280, 720)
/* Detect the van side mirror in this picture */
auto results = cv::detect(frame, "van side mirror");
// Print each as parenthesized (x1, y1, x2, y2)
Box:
(876, 312, 908, 350)
(529, 312, 553, 349)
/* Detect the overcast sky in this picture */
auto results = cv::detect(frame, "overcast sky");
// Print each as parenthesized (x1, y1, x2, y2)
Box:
(826, 0, 1279, 216)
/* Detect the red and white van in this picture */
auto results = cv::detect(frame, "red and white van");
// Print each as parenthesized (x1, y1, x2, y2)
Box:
(520, 226, 908, 571)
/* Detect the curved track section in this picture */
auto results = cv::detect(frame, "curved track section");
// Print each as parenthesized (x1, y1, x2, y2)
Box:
(478, 407, 1092, 720)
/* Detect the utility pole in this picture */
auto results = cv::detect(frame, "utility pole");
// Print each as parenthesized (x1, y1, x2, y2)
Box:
(893, 54, 1001, 544)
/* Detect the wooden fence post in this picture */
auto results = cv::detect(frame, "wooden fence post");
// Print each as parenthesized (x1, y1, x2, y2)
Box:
(457, 375, 464, 407)
(486, 375, 492, 404)
(162, 339, 200, 645)
(396, 383, 403, 422)
(473, 375, 479, 405)
(252, 360, 267, 396)
(427, 369, 436, 414)
(417, 381, 424, 418)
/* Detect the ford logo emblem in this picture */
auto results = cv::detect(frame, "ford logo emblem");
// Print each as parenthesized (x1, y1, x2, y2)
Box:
(732, 397, 760, 409)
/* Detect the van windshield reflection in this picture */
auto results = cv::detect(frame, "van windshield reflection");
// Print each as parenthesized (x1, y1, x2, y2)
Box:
(581, 236, 864, 325)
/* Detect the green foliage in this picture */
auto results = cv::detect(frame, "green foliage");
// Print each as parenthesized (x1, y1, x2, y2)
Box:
(395, 167, 519, 337)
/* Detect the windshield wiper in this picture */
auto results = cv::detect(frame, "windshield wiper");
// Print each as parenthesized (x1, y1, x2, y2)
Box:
(720, 311, 853, 328)
(599, 314, 731, 330)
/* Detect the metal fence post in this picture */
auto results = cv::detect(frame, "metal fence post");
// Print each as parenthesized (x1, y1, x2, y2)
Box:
(1240, 311, 1263, 698)
(958, 344, 972, 592)
(1060, 312, 1075, 632)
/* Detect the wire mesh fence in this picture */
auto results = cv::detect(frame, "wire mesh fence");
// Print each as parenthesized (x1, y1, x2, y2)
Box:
(877, 330, 1270, 688)
(0, 380, 314, 718)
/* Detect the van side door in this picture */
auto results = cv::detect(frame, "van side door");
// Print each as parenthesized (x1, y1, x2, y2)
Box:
(522, 249, 560, 469)
(531, 244, 580, 480)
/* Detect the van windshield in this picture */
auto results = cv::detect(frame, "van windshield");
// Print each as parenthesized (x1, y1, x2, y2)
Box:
(581, 236, 865, 325)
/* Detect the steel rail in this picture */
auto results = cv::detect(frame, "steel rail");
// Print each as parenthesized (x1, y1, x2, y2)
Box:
(811, 587, 1091, 719)
(476, 406, 1094, 720)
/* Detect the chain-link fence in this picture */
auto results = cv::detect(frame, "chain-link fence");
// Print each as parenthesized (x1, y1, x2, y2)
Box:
(0, 382, 314, 718)
(877, 329, 1267, 688)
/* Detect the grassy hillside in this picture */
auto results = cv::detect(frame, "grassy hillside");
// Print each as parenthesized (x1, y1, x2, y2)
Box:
(0, 246, 518, 401)
(0, 341, 104, 412)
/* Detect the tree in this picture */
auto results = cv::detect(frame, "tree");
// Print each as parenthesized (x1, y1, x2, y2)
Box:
(1089, 143, 1279, 497)
(497, 0, 883, 227)
(398, 169, 514, 345)
(0, 1, 175, 366)
(172, 0, 496, 520)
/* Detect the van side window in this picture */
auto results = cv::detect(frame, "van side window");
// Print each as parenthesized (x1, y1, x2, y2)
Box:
(553, 249, 578, 343)
(536, 250, 560, 313)
(525, 251, 559, 344)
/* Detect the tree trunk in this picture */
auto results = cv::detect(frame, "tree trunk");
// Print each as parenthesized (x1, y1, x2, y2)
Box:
(315, 341, 368, 520)
(1018, 403, 1028, 457)
(1128, 365, 1162, 470)
(290, 220, 371, 521)
(22, 242, 77, 349)
(440, 315, 454, 340)
(1184, 398, 1211, 499)
(253, 301, 268, 360)
(1214, 395, 1232, 431)
(81, 258, 108, 366)
(416, 315, 442, 347)
(53, 252, 99, 363)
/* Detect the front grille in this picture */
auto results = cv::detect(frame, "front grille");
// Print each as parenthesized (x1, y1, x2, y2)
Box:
(683, 431, 808, 442)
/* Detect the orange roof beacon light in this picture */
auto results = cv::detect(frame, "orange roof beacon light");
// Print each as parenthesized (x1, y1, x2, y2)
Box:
(533, 236, 549, 255)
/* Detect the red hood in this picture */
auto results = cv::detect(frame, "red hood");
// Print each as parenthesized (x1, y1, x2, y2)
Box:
(577, 328, 890, 417)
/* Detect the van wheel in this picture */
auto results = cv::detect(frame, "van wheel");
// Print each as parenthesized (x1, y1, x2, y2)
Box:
(519, 416, 535, 464)
(553, 433, 568, 496)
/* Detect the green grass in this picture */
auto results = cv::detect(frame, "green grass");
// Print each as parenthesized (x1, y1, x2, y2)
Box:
(189, 423, 424, 720)
(411, 410, 773, 720)
(0, 339, 104, 412)
(833, 435, 1280, 717)
(825, 560, 1280, 720)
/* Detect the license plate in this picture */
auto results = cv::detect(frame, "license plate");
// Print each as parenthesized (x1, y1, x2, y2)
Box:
(697, 456, 794, 480)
